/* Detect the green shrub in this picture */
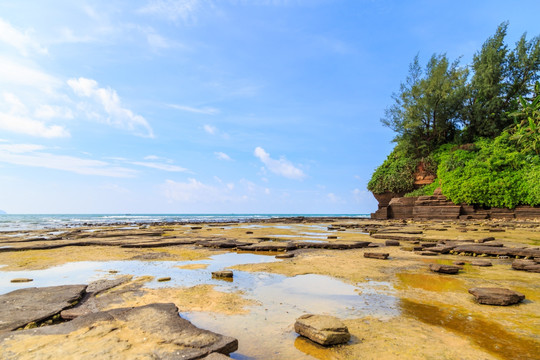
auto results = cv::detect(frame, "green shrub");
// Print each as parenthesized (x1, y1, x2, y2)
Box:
(367, 147, 417, 194)
(404, 181, 439, 197)
(437, 132, 538, 208)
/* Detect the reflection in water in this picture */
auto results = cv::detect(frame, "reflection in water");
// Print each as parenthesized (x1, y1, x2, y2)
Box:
(400, 298, 540, 360)
(183, 274, 397, 359)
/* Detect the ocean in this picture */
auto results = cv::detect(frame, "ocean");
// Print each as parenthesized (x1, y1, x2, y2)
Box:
(0, 213, 370, 232)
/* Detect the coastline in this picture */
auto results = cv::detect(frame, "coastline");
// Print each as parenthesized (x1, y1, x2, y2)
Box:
(0, 218, 539, 359)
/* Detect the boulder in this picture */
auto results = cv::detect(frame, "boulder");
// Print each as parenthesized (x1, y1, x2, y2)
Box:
(468, 287, 525, 306)
(429, 264, 460, 274)
(0, 285, 87, 332)
(294, 314, 350, 346)
(0, 303, 238, 359)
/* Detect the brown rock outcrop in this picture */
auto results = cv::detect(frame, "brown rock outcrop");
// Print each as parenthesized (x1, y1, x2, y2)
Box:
(294, 314, 350, 346)
(468, 287, 525, 306)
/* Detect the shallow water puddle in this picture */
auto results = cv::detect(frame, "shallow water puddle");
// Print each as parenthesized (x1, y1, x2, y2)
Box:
(401, 299, 540, 360)
(182, 274, 397, 359)
(0, 253, 400, 359)
(0, 253, 278, 294)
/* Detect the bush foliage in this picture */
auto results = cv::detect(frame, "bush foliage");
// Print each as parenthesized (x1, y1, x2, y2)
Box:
(369, 23, 540, 208)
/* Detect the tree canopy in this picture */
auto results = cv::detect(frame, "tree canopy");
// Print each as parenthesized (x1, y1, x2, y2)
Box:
(381, 22, 540, 158)
(369, 23, 540, 207)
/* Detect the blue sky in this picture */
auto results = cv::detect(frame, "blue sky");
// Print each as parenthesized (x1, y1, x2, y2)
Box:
(0, 0, 539, 214)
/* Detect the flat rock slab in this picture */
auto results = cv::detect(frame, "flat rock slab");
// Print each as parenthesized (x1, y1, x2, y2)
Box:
(471, 260, 492, 267)
(364, 252, 389, 260)
(0, 303, 238, 360)
(294, 314, 350, 346)
(468, 287, 525, 306)
(512, 259, 540, 273)
(429, 264, 461, 274)
(10, 278, 33, 283)
(275, 253, 294, 259)
(237, 241, 297, 252)
(212, 271, 233, 279)
(0, 285, 87, 332)
(385, 240, 400, 246)
(295, 241, 371, 250)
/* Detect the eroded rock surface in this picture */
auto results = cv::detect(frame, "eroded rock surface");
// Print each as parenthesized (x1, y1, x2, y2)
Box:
(429, 264, 461, 274)
(468, 287, 525, 306)
(0, 285, 86, 332)
(294, 314, 350, 346)
(512, 259, 540, 273)
(0, 303, 238, 360)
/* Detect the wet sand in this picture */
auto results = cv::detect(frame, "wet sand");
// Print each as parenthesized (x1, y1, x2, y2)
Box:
(0, 218, 539, 359)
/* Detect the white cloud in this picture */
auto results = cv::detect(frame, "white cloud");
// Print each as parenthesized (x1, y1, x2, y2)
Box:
(215, 151, 231, 161)
(68, 77, 154, 138)
(327, 192, 340, 203)
(144, 155, 160, 160)
(352, 188, 372, 203)
(130, 161, 188, 172)
(162, 178, 222, 203)
(203, 124, 217, 134)
(170, 104, 219, 115)
(0, 144, 136, 177)
(254, 147, 305, 180)
(0, 18, 48, 56)
(0, 56, 61, 93)
(0, 93, 70, 138)
(146, 32, 173, 49)
(139, 0, 205, 22)
(34, 105, 74, 120)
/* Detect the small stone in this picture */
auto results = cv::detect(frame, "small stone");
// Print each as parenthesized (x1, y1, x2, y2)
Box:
(327, 235, 338, 239)
(246, 231, 254, 234)
(364, 252, 389, 260)
(429, 264, 461, 274)
(212, 271, 233, 279)
(475, 237, 495, 243)
(276, 253, 294, 259)
(453, 261, 467, 266)
(10, 278, 33, 283)
(468, 287, 525, 306)
(157, 277, 171, 282)
(385, 240, 400, 246)
(419, 251, 438, 256)
(471, 260, 492, 267)
(108, 270, 119, 274)
(294, 314, 350, 346)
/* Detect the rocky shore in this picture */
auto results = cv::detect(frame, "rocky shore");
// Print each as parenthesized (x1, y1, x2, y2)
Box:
(0, 218, 539, 359)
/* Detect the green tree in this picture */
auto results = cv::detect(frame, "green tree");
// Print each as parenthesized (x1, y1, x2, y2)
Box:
(382, 54, 467, 158)
(462, 22, 540, 140)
